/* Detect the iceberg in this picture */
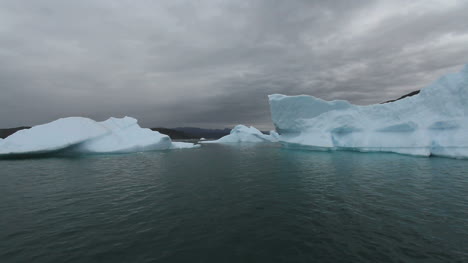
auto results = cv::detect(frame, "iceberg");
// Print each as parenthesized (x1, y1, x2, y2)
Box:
(0, 116, 197, 156)
(269, 65, 468, 158)
(269, 130, 280, 141)
(201, 125, 278, 144)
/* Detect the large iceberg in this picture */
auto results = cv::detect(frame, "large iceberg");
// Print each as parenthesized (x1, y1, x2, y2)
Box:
(0, 116, 197, 156)
(201, 125, 278, 144)
(269, 65, 468, 158)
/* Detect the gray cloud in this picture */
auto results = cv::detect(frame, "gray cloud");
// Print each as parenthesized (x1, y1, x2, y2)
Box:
(1, 0, 467, 130)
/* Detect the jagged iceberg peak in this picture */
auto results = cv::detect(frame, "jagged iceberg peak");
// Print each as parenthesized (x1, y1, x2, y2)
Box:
(268, 64, 468, 158)
(0, 116, 198, 156)
(201, 125, 279, 144)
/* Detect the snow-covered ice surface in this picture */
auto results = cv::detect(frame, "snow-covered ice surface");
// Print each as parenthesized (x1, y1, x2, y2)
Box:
(201, 125, 278, 144)
(0, 117, 197, 156)
(269, 65, 468, 159)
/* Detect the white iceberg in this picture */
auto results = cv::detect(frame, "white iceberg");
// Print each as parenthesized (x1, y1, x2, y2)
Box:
(269, 64, 468, 158)
(269, 130, 280, 141)
(0, 116, 197, 156)
(201, 125, 278, 144)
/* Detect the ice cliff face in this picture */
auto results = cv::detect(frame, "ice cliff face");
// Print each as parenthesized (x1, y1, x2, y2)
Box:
(201, 125, 278, 143)
(269, 65, 468, 158)
(0, 117, 197, 156)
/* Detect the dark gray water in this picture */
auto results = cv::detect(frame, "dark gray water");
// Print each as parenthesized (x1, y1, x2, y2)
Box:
(1, 144, 467, 263)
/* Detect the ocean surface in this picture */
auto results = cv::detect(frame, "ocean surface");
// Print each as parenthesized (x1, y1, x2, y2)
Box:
(1, 143, 467, 263)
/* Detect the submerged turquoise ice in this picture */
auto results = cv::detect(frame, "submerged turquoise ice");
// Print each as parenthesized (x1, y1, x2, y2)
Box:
(1, 144, 467, 262)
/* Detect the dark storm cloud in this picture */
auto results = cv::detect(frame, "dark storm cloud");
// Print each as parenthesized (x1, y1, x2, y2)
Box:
(1, 0, 467, 129)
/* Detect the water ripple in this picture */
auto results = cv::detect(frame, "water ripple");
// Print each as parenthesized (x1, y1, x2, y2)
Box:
(1, 146, 467, 262)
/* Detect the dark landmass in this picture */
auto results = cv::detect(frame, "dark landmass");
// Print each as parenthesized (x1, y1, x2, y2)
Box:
(151, 127, 235, 139)
(173, 127, 231, 139)
(150, 128, 197, 140)
(381, 90, 420, 104)
(0, 126, 30, 139)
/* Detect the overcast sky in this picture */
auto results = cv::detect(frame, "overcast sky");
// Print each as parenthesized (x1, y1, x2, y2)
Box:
(1, 0, 467, 129)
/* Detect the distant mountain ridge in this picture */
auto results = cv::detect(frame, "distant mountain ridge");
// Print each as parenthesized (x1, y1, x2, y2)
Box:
(150, 128, 197, 140)
(172, 127, 231, 139)
(381, 90, 420, 104)
(0, 126, 30, 139)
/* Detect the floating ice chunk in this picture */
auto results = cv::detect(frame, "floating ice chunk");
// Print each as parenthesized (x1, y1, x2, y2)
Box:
(0, 117, 197, 156)
(269, 130, 280, 141)
(171, 142, 201, 149)
(75, 117, 174, 153)
(0, 117, 109, 155)
(268, 64, 468, 158)
(201, 125, 278, 143)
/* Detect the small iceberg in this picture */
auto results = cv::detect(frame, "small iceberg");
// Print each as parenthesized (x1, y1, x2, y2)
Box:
(0, 116, 197, 157)
(201, 125, 279, 144)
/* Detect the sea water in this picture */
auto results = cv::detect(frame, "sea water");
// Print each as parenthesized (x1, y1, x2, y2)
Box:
(1, 144, 467, 262)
